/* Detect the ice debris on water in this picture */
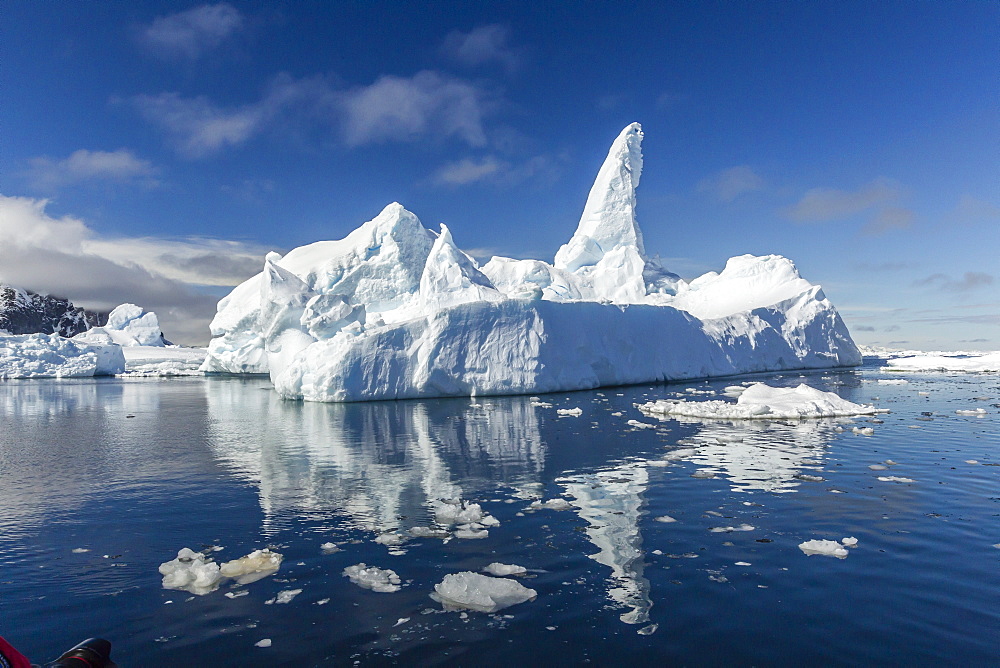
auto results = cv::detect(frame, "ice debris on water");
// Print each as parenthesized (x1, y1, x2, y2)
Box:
(852, 427, 875, 436)
(159, 548, 221, 595)
(320, 542, 342, 553)
(265, 588, 302, 605)
(956, 408, 988, 416)
(709, 524, 755, 533)
(410, 526, 451, 539)
(219, 548, 283, 584)
(627, 420, 655, 429)
(342, 563, 402, 593)
(654, 515, 677, 523)
(799, 539, 849, 558)
(638, 383, 878, 420)
(557, 408, 583, 417)
(528, 498, 572, 511)
(431, 572, 537, 613)
(878, 476, 915, 483)
(255, 639, 271, 648)
(482, 562, 528, 576)
(72, 548, 90, 553)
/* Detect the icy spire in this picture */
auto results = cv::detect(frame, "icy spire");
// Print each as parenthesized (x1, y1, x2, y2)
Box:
(419, 224, 502, 309)
(554, 123, 645, 273)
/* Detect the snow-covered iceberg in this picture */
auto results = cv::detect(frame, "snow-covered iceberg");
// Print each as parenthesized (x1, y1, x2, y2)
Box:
(0, 332, 125, 378)
(74, 303, 168, 347)
(202, 123, 860, 401)
(885, 352, 1000, 372)
(637, 383, 878, 420)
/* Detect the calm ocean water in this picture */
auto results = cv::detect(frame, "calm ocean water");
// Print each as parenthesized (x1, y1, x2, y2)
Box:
(1, 362, 997, 666)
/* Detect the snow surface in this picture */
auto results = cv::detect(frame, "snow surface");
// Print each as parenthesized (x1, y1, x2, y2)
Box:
(0, 332, 125, 378)
(201, 123, 860, 400)
(886, 352, 1000, 372)
(637, 383, 876, 420)
(431, 572, 537, 612)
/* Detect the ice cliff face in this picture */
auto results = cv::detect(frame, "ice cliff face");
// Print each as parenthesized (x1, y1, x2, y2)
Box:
(0, 285, 105, 337)
(201, 123, 862, 400)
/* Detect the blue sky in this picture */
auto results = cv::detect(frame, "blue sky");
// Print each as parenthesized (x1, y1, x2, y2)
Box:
(1, 1, 997, 347)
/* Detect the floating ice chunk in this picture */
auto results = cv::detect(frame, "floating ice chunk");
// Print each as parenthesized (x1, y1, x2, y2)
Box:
(877, 476, 915, 483)
(219, 549, 283, 584)
(877, 379, 908, 385)
(454, 525, 489, 539)
(265, 588, 302, 605)
(965, 460, 979, 465)
(557, 408, 583, 417)
(431, 572, 537, 612)
(735, 561, 752, 566)
(255, 639, 271, 648)
(529, 498, 572, 511)
(482, 563, 528, 576)
(627, 420, 655, 429)
(799, 539, 849, 558)
(434, 499, 491, 526)
(637, 624, 658, 636)
(393, 618, 410, 627)
(869, 464, 888, 471)
(654, 515, 677, 523)
(159, 548, 222, 595)
(72, 548, 90, 553)
(852, 427, 874, 436)
(342, 563, 402, 593)
(375, 532, 407, 546)
(638, 383, 877, 420)
(224, 590, 249, 599)
(841, 537, 858, 546)
(530, 401, 553, 408)
(320, 542, 342, 553)
(709, 524, 755, 533)
(795, 474, 824, 482)
(956, 408, 988, 416)
(410, 526, 451, 539)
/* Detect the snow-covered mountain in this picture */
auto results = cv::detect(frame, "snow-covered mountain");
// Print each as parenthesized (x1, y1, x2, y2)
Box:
(0, 285, 106, 337)
(202, 123, 861, 401)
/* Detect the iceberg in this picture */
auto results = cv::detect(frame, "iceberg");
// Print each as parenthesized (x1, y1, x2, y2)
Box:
(74, 303, 168, 347)
(637, 383, 878, 420)
(0, 332, 125, 378)
(431, 572, 537, 612)
(885, 352, 1000, 373)
(202, 123, 861, 401)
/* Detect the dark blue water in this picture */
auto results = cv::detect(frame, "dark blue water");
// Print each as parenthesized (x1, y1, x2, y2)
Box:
(0, 363, 997, 666)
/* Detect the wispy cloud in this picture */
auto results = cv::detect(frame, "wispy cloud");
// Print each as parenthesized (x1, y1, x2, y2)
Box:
(914, 272, 995, 292)
(440, 25, 524, 72)
(952, 195, 1000, 223)
(139, 3, 244, 60)
(785, 177, 903, 222)
(697, 166, 764, 202)
(0, 195, 269, 344)
(340, 71, 491, 147)
(133, 71, 493, 157)
(26, 149, 156, 191)
(433, 157, 505, 185)
(430, 153, 562, 188)
(863, 206, 914, 235)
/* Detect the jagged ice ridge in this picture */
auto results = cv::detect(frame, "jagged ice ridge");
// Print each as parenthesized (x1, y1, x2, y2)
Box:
(201, 123, 861, 401)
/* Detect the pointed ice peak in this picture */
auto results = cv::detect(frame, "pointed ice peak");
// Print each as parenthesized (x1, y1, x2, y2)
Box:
(554, 123, 645, 273)
(420, 223, 502, 309)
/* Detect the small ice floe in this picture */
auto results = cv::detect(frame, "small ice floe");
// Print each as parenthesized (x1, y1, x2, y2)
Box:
(265, 589, 302, 605)
(159, 548, 222, 595)
(255, 639, 271, 648)
(841, 537, 858, 547)
(320, 542, 342, 553)
(611, 411, 624, 416)
(316, 598, 330, 605)
(869, 464, 888, 471)
(410, 526, 451, 539)
(342, 563, 402, 593)
(795, 474, 824, 482)
(637, 624, 658, 636)
(735, 561, 752, 566)
(434, 499, 497, 527)
(375, 532, 407, 547)
(393, 617, 410, 627)
(627, 420, 655, 429)
(482, 562, 527, 577)
(993, 544, 1000, 550)
(530, 401, 553, 408)
(884, 460, 898, 465)
(72, 548, 90, 554)
(654, 515, 677, 523)
(852, 427, 875, 436)
(691, 470, 716, 479)
(956, 408, 988, 416)
(454, 525, 489, 539)
(965, 460, 979, 465)
(528, 498, 572, 511)
(715, 434, 744, 444)
(638, 383, 879, 420)
(709, 524, 755, 533)
(877, 379, 908, 385)
(878, 476, 915, 483)
(430, 572, 537, 613)
(224, 590, 249, 599)
(556, 408, 583, 417)
(219, 549, 283, 585)
(799, 539, 853, 558)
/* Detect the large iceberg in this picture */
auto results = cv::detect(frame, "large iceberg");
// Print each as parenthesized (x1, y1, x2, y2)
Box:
(202, 123, 860, 401)
(74, 303, 169, 347)
(0, 333, 125, 378)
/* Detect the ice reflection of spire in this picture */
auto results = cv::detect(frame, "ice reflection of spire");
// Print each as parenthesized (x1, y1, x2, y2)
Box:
(203, 382, 545, 539)
(665, 417, 844, 493)
(559, 462, 652, 627)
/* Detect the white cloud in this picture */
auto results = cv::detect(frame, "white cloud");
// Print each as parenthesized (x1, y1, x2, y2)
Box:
(440, 25, 523, 71)
(139, 3, 244, 60)
(697, 166, 764, 202)
(0, 195, 269, 344)
(134, 71, 491, 156)
(914, 272, 995, 292)
(27, 149, 156, 190)
(433, 156, 505, 185)
(339, 71, 490, 147)
(953, 195, 1000, 223)
(862, 206, 914, 235)
(785, 177, 903, 222)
